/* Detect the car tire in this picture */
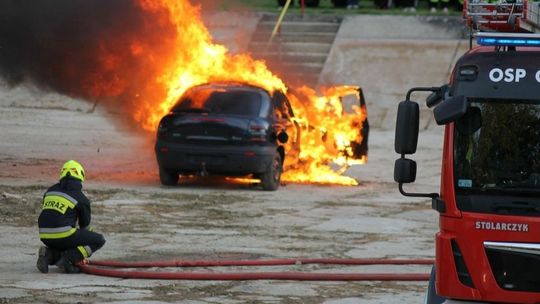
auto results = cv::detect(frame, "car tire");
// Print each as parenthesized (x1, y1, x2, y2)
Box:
(260, 152, 282, 191)
(159, 166, 179, 186)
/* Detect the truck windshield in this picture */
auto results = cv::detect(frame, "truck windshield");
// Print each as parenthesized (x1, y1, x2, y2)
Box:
(454, 99, 540, 194)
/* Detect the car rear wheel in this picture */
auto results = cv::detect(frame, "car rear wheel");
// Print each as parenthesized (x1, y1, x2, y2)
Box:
(260, 152, 282, 191)
(159, 166, 179, 186)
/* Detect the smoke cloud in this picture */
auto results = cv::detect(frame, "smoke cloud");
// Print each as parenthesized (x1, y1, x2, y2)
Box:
(0, 0, 176, 106)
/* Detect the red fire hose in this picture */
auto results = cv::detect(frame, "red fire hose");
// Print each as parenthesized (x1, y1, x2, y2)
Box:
(79, 258, 433, 281)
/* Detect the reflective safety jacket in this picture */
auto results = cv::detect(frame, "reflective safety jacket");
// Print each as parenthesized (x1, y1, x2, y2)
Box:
(38, 177, 92, 240)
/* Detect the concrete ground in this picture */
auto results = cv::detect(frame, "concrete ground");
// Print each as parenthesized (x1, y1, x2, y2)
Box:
(0, 12, 467, 304)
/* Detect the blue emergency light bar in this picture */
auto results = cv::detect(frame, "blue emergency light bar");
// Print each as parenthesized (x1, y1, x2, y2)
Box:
(476, 32, 540, 47)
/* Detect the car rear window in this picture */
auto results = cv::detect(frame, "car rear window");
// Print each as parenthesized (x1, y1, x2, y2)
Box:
(172, 87, 262, 117)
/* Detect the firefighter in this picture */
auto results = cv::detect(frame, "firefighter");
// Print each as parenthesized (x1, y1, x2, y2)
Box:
(36, 160, 105, 273)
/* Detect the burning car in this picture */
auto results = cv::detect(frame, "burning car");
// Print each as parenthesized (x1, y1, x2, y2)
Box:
(155, 82, 300, 190)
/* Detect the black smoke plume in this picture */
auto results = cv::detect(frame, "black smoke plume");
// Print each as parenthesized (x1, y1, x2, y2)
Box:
(0, 0, 175, 103)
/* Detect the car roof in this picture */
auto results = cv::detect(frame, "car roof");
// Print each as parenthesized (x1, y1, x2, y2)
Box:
(187, 82, 272, 94)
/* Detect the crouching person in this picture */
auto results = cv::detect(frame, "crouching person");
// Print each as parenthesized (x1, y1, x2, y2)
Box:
(37, 160, 105, 273)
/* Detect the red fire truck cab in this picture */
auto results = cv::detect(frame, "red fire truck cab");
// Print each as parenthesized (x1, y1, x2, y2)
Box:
(394, 32, 540, 303)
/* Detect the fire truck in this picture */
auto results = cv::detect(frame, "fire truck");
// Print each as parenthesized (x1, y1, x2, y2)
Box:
(394, 0, 540, 303)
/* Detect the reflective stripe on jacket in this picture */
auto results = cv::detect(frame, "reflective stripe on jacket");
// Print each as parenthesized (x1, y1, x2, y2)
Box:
(39, 226, 77, 239)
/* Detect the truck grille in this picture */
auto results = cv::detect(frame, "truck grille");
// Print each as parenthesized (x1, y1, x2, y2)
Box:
(485, 241, 540, 292)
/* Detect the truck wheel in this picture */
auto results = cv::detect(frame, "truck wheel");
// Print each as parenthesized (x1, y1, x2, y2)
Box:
(425, 265, 445, 304)
(159, 166, 179, 186)
(260, 152, 282, 191)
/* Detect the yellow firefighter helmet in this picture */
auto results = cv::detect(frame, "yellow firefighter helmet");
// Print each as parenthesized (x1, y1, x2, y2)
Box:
(59, 160, 85, 182)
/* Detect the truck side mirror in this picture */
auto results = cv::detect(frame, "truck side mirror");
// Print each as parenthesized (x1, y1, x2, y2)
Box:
(394, 158, 417, 183)
(434, 95, 467, 125)
(395, 101, 419, 154)
(394, 87, 440, 200)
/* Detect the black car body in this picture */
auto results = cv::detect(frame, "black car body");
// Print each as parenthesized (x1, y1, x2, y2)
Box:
(155, 82, 300, 190)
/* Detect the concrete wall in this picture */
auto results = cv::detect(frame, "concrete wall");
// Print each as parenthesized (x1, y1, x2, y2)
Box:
(320, 15, 470, 129)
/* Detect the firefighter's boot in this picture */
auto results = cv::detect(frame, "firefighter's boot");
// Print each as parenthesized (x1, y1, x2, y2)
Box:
(56, 255, 80, 274)
(36, 246, 54, 273)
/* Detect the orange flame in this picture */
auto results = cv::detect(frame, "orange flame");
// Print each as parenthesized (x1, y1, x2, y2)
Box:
(129, 0, 366, 185)
(283, 86, 367, 185)
(131, 0, 285, 131)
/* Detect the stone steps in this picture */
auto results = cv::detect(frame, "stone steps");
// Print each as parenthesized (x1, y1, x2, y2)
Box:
(252, 51, 328, 65)
(248, 41, 332, 54)
(250, 31, 337, 44)
(257, 21, 341, 33)
(247, 14, 342, 86)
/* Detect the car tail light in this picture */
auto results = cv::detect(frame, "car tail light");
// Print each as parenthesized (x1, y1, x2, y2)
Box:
(248, 121, 268, 142)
